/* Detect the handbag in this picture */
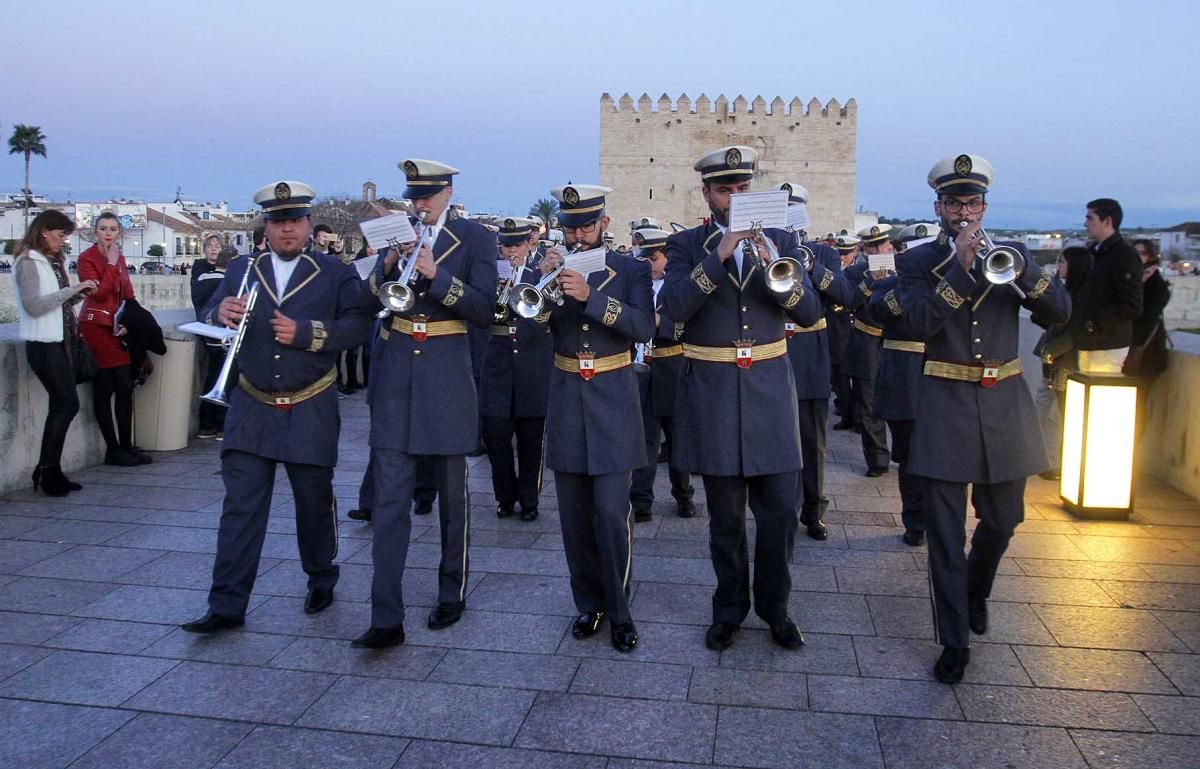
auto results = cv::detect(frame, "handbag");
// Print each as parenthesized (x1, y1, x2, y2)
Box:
(1123, 321, 1169, 377)
(71, 334, 99, 384)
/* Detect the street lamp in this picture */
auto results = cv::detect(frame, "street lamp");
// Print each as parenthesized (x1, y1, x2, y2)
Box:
(1060, 372, 1138, 520)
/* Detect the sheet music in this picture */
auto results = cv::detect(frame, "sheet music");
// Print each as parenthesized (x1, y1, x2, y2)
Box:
(177, 321, 237, 341)
(868, 253, 897, 273)
(563, 247, 608, 276)
(728, 190, 789, 231)
(786, 202, 811, 230)
(353, 254, 379, 280)
(496, 260, 513, 280)
(359, 213, 417, 249)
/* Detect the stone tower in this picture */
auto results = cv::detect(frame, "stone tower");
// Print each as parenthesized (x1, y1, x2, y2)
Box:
(599, 92, 857, 239)
(363, 180, 377, 203)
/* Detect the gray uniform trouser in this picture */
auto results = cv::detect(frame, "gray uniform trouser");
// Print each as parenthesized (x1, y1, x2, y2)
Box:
(796, 398, 829, 524)
(208, 450, 339, 619)
(556, 470, 634, 625)
(369, 448, 470, 627)
(922, 476, 1024, 649)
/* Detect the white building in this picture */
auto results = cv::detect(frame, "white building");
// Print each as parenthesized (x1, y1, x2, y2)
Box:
(1155, 222, 1200, 261)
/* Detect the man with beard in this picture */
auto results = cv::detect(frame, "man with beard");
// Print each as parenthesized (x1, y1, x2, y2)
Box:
(775, 182, 853, 543)
(865, 223, 941, 547)
(842, 225, 894, 477)
(536, 184, 653, 652)
(481, 216, 553, 522)
(629, 225, 696, 521)
(354, 159, 497, 648)
(182, 181, 369, 635)
(898, 154, 1069, 682)
(660, 146, 821, 651)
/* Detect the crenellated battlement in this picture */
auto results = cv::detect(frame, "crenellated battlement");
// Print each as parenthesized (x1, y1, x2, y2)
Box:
(599, 92, 857, 119)
(599, 90, 858, 240)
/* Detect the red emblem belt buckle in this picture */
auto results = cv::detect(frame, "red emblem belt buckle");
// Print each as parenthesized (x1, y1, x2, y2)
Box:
(735, 340, 754, 369)
(411, 314, 428, 343)
(785, 322, 796, 339)
(981, 364, 999, 388)
(273, 396, 293, 411)
(577, 352, 596, 380)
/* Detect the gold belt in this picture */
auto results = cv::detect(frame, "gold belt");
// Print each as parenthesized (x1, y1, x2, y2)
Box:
(882, 339, 926, 354)
(923, 359, 1022, 386)
(653, 344, 684, 358)
(554, 351, 632, 376)
(787, 318, 828, 334)
(682, 338, 788, 364)
(852, 317, 883, 337)
(383, 316, 468, 339)
(238, 368, 336, 410)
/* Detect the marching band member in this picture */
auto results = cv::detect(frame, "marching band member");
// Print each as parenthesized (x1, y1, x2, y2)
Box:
(182, 180, 369, 635)
(481, 216, 553, 522)
(775, 183, 853, 542)
(660, 146, 821, 651)
(828, 235, 858, 429)
(843, 226, 893, 476)
(629, 225, 696, 521)
(897, 154, 1068, 682)
(354, 159, 497, 648)
(537, 183, 653, 652)
(865, 223, 941, 546)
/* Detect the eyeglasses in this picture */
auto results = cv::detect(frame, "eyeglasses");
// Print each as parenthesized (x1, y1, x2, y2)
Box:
(941, 198, 985, 214)
(564, 221, 599, 234)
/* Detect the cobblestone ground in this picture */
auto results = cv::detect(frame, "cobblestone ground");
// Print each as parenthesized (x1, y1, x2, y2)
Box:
(1, 393, 1197, 768)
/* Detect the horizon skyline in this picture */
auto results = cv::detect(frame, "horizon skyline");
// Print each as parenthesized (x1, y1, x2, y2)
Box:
(3, 2, 1196, 231)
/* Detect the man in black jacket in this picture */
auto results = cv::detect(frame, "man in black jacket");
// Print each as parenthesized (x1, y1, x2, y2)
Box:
(1073, 198, 1143, 373)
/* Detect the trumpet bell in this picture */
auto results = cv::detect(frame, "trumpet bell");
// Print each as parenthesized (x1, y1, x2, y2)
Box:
(765, 256, 803, 294)
(983, 246, 1025, 286)
(380, 281, 415, 313)
(511, 284, 544, 319)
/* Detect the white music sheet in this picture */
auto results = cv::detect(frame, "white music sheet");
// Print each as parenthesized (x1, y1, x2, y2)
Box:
(728, 190, 789, 231)
(359, 213, 417, 249)
(352, 254, 379, 280)
(786, 202, 811, 230)
(563, 247, 608, 276)
(496, 260, 513, 280)
(177, 321, 237, 341)
(868, 253, 897, 273)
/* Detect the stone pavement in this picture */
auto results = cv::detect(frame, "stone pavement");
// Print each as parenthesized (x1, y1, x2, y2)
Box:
(1, 393, 1198, 769)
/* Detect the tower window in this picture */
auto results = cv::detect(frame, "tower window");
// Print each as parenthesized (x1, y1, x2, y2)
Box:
(649, 188, 653, 200)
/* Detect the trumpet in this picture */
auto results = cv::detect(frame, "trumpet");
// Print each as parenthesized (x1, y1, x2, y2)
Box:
(201, 281, 261, 406)
(788, 228, 815, 273)
(960, 222, 1027, 298)
(377, 212, 431, 317)
(495, 267, 516, 323)
(743, 222, 803, 294)
(510, 244, 580, 319)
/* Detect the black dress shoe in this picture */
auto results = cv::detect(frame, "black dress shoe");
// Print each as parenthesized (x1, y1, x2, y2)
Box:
(676, 499, 697, 518)
(347, 507, 373, 522)
(571, 610, 606, 638)
(180, 612, 244, 634)
(519, 506, 539, 522)
(804, 520, 828, 541)
(934, 646, 970, 683)
(412, 502, 432, 516)
(633, 506, 652, 523)
(769, 618, 806, 649)
(611, 621, 638, 653)
(704, 621, 739, 650)
(902, 529, 925, 547)
(427, 601, 465, 629)
(352, 625, 405, 648)
(832, 418, 855, 431)
(968, 594, 988, 635)
(865, 466, 889, 478)
(496, 503, 515, 519)
(304, 587, 334, 614)
(104, 447, 142, 467)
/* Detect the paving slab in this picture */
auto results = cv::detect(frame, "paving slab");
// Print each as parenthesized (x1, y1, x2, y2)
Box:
(1070, 730, 1200, 769)
(569, 657, 692, 701)
(213, 724, 408, 769)
(515, 692, 717, 764)
(1031, 604, 1189, 652)
(1131, 693, 1200, 735)
(0, 697, 135, 769)
(298, 675, 534, 744)
(396, 740, 606, 769)
(687, 665, 807, 709)
(713, 706, 883, 769)
(0, 649, 178, 706)
(808, 673, 963, 718)
(0, 575, 117, 614)
(70, 712, 253, 769)
(956, 683, 1156, 731)
(18, 543, 167, 582)
(1013, 646, 1178, 693)
(426, 648, 578, 691)
(43, 618, 174, 654)
(876, 717, 1088, 768)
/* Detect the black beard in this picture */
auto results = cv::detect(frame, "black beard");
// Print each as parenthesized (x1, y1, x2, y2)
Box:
(274, 247, 303, 260)
(709, 206, 729, 227)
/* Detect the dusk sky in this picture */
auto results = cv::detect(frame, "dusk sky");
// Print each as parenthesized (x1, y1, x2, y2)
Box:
(3, 0, 1196, 229)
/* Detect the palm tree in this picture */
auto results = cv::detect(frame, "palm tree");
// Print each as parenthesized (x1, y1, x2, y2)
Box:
(8, 124, 47, 230)
(528, 198, 559, 234)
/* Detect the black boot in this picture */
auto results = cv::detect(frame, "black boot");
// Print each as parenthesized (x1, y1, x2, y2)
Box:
(45, 465, 82, 492)
(32, 465, 71, 497)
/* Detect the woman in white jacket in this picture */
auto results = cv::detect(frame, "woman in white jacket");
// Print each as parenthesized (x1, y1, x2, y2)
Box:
(12, 209, 96, 495)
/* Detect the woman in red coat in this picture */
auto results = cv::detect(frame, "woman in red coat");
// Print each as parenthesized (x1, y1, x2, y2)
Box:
(77, 211, 151, 466)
